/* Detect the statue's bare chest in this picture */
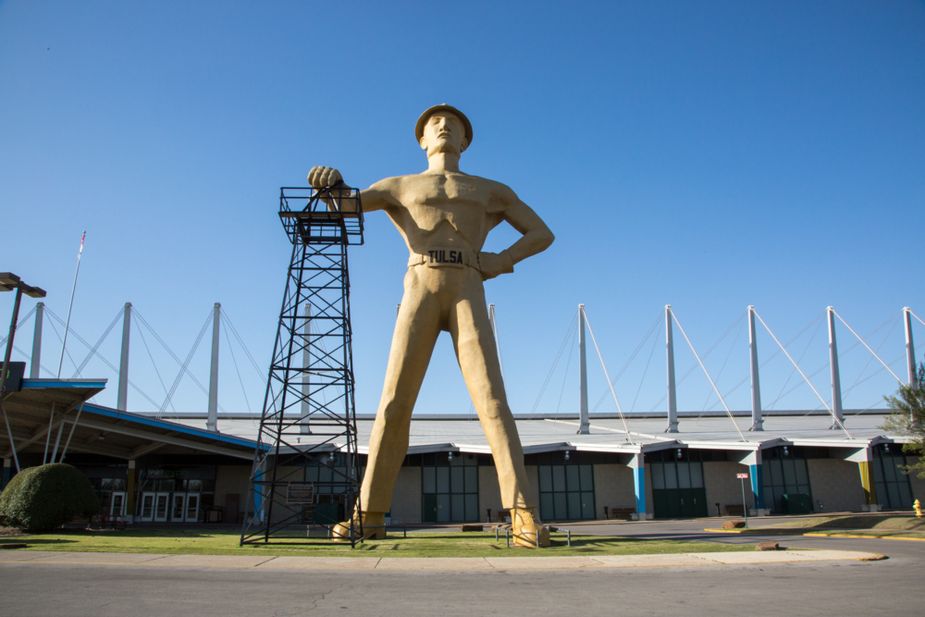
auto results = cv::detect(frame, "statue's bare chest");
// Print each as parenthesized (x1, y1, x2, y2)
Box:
(392, 174, 496, 241)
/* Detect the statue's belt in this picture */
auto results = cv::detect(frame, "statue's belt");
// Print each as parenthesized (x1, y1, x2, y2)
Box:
(408, 248, 478, 270)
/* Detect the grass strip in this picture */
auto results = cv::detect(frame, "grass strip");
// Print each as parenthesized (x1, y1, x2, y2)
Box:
(0, 529, 752, 558)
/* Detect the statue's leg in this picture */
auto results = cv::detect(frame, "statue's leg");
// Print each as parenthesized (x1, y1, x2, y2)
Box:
(359, 271, 442, 515)
(448, 276, 530, 510)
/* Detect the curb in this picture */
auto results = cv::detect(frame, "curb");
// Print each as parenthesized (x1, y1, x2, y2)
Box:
(0, 548, 888, 571)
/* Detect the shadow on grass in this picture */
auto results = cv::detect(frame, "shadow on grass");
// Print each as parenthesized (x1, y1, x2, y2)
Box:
(0, 538, 78, 546)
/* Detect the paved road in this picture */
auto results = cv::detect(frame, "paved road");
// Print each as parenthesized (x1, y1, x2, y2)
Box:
(0, 516, 921, 617)
(0, 557, 920, 617)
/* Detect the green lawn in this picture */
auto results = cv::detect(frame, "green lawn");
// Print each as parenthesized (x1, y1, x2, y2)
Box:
(0, 528, 752, 558)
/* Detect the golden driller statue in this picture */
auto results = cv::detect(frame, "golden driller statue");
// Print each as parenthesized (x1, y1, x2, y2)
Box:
(308, 104, 554, 547)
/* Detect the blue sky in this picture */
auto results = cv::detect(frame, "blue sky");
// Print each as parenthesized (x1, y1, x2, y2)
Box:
(1, 1, 923, 419)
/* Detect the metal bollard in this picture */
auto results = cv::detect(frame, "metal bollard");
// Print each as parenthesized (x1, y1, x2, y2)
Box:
(567, 529, 571, 547)
(506, 528, 510, 548)
(495, 526, 499, 542)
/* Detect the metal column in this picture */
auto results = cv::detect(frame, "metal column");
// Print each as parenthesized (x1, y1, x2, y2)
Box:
(117, 302, 132, 410)
(577, 304, 589, 435)
(904, 307, 917, 385)
(207, 302, 220, 432)
(30, 301, 44, 378)
(665, 304, 678, 433)
(826, 306, 844, 429)
(629, 453, 647, 519)
(748, 305, 763, 431)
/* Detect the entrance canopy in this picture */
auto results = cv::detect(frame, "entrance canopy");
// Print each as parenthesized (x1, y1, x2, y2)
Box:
(2, 379, 260, 462)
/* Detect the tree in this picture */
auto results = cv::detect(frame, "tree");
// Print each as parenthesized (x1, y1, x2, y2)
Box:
(0, 463, 99, 532)
(883, 362, 925, 479)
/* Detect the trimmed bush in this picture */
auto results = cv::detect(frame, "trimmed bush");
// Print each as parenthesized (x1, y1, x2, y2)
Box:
(0, 464, 99, 532)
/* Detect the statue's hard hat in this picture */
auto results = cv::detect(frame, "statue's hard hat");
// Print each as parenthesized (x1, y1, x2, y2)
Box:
(415, 103, 473, 150)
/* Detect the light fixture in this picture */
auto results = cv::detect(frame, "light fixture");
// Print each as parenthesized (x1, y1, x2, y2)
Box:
(882, 443, 890, 453)
(447, 451, 454, 462)
(676, 448, 683, 460)
(782, 446, 790, 457)
(564, 450, 570, 462)
(328, 450, 336, 463)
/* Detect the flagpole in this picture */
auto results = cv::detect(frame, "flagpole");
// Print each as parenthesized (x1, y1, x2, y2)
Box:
(57, 231, 86, 378)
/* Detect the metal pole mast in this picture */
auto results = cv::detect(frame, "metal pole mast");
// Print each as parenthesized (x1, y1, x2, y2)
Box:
(665, 304, 678, 433)
(1, 287, 24, 472)
(30, 301, 44, 378)
(117, 302, 132, 410)
(207, 302, 220, 431)
(748, 305, 763, 431)
(577, 304, 589, 435)
(903, 307, 916, 385)
(826, 306, 844, 429)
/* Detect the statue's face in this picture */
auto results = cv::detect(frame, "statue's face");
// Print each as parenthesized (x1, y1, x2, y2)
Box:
(420, 112, 468, 155)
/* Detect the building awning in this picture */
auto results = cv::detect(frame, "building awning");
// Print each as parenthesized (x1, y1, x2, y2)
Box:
(1, 379, 262, 462)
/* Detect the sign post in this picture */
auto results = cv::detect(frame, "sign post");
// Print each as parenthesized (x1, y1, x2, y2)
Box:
(737, 472, 749, 527)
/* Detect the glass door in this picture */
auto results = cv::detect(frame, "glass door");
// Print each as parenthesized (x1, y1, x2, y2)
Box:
(185, 494, 200, 522)
(139, 493, 156, 521)
(110, 492, 126, 517)
(154, 493, 170, 522)
(171, 494, 187, 522)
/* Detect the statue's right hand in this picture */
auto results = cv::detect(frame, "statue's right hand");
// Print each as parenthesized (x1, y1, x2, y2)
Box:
(307, 166, 343, 188)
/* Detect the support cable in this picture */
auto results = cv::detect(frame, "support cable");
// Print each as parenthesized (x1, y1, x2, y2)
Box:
(767, 320, 823, 409)
(833, 310, 904, 384)
(669, 310, 747, 442)
(591, 313, 661, 410)
(135, 309, 211, 398)
(910, 309, 925, 328)
(629, 317, 662, 412)
(221, 309, 266, 381)
(159, 310, 213, 414)
(134, 315, 175, 413)
(581, 309, 634, 443)
(700, 316, 746, 410)
(73, 308, 123, 377)
(555, 329, 577, 413)
(752, 310, 853, 438)
(43, 312, 80, 376)
(531, 309, 578, 412)
(842, 319, 898, 398)
(45, 307, 162, 409)
(0, 305, 36, 349)
(651, 312, 746, 410)
(223, 322, 252, 411)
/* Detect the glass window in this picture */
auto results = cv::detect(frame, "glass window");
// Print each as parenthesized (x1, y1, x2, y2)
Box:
(664, 464, 678, 489)
(689, 462, 704, 488)
(651, 463, 665, 490)
(552, 466, 566, 493)
(421, 455, 478, 522)
(580, 465, 593, 490)
(538, 464, 595, 521)
(677, 463, 691, 489)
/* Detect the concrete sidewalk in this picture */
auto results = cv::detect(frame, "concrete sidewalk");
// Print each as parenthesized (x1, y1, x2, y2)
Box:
(0, 549, 886, 571)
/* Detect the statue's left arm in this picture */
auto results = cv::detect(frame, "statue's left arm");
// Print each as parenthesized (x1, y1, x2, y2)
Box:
(478, 185, 555, 280)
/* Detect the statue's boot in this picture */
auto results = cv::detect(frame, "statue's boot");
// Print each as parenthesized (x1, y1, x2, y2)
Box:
(510, 508, 551, 548)
(331, 510, 386, 541)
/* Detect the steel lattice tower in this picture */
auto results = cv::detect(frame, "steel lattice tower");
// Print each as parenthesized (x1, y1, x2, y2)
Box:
(241, 186, 364, 546)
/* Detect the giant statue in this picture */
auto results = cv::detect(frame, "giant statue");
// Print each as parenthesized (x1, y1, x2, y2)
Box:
(308, 104, 555, 547)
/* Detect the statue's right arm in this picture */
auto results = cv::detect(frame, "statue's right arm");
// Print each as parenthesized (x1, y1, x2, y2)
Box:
(307, 166, 397, 213)
(359, 178, 399, 213)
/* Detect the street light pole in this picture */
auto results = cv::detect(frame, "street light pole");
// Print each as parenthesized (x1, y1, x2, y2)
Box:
(0, 273, 47, 473)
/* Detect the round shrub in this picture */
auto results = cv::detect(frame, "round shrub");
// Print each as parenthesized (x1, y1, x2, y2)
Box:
(0, 464, 100, 532)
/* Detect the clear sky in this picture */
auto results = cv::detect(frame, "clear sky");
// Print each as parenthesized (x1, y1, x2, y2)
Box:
(1, 1, 923, 420)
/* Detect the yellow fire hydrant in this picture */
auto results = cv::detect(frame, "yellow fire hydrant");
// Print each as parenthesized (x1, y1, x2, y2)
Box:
(915, 499, 923, 518)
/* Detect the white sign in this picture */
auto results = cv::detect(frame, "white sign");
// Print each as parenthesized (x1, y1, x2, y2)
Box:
(736, 473, 749, 479)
